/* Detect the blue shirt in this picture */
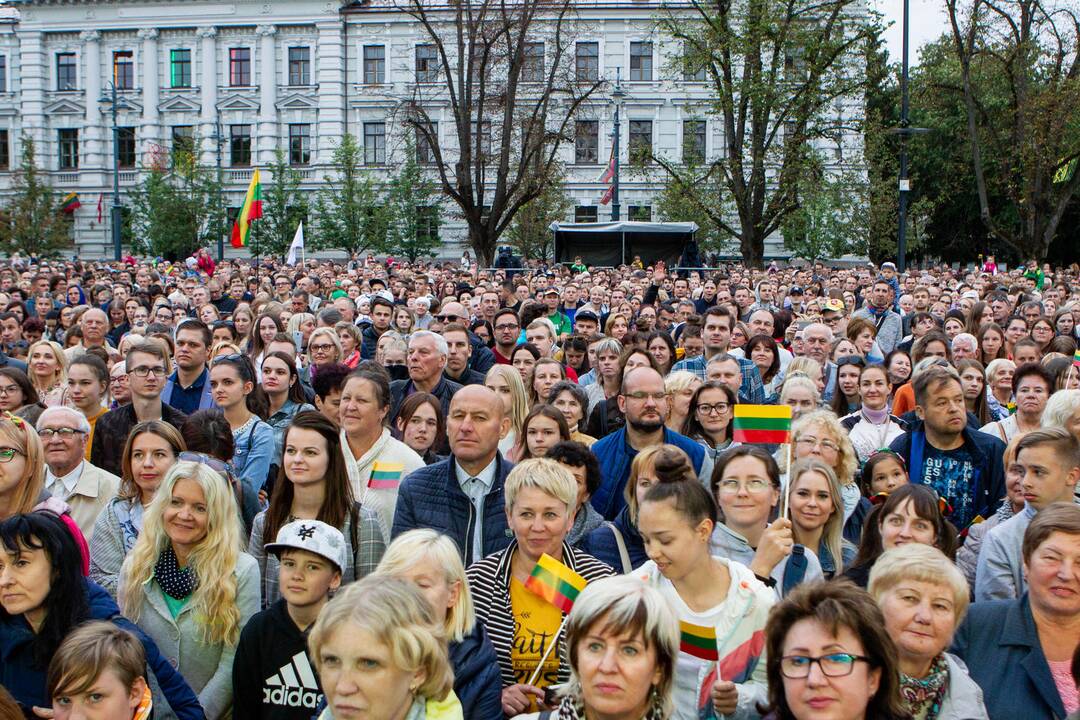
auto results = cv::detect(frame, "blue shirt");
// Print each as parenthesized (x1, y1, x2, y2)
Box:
(165, 367, 209, 416)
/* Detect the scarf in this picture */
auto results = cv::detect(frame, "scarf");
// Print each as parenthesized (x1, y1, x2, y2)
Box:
(899, 653, 950, 720)
(551, 693, 667, 720)
(154, 545, 198, 601)
(861, 406, 890, 425)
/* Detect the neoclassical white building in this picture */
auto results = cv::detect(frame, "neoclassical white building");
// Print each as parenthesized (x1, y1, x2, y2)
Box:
(0, 0, 868, 259)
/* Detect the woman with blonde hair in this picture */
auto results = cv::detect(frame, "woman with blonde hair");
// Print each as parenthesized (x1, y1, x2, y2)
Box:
(306, 326, 343, 375)
(119, 461, 260, 719)
(308, 574, 462, 720)
(665, 370, 703, 434)
(0, 413, 47, 523)
(788, 409, 866, 541)
(26, 339, 68, 405)
(285, 312, 316, 354)
(334, 321, 363, 368)
(787, 458, 855, 579)
(485, 364, 530, 456)
(513, 574, 680, 720)
(376, 529, 502, 718)
(778, 373, 821, 421)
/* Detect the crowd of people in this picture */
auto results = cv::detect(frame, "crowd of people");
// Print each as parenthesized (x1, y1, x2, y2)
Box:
(0, 250, 1077, 720)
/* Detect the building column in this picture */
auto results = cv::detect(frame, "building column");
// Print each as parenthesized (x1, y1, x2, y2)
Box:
(256, 24, 277, 166)
(138, 28, 160, 154)
(197, 26, 218, 167)
(315, 19, 344, 165)
(80, 30, 104, 171)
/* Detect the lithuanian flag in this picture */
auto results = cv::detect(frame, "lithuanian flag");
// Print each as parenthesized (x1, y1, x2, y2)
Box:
(523, 553, 586, 613)
(680, 621, 719, 661)
(60, 192, 81, 213)
(369, 462, 404, 490)
(732, 404, 792, 444)
(230, 169, 263, 248)
(1073, 349, 1080, 369)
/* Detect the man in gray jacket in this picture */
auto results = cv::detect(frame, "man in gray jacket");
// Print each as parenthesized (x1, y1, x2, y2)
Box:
(852, 279, 903, 354)
(975, 428, 1080, 601)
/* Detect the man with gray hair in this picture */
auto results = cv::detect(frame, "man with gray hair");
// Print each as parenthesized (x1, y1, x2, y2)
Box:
(389, 331, 463, 451)
(38, 406, 121, 540)
(951, 333, 978, 361)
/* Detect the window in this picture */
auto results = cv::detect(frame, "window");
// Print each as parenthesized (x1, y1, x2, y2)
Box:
(113, 51, 134, 90)
(416, 122, 437, 164)
(288, 47, 310, 86)
(417, 206, 439, 243)
(172, 126, 195, 158)
(58, 129, 79, 169)
(415, 44, 437, 83)
(230, 125, 252, 166)
(629, 42, 653, 81)
(363, 122, 385, 165)
(289, 124, 311, 165)
(170, 49, 192, 88)
(575, 120, 598, 164)
(575, 42, 598, 82)
(628, 205, 652, 222)
(363, 45, 385, 84)
(0, 56, 7, 92)
(522, 42, 545, 82)
(683, 47, 706, 81)
(57, 53, 77, 91)
(0, 130, 9, 170)
(575, 205, 598, 223)
(117, 127, 136, 168)
(629, 120, 652, 162)
(229, 48, 251, 86)
(683, 120, 706, 163)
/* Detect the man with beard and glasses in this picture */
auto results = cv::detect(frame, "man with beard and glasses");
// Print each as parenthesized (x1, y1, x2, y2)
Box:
(588, 366, 711, 520)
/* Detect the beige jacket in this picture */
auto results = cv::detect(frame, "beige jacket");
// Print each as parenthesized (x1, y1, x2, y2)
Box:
(47, 460, 121, 542)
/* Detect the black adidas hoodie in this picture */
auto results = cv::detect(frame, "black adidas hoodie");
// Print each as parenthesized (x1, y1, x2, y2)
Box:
(232, 598, 323, 720)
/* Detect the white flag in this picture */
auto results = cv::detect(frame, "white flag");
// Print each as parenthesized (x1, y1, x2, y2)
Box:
(286, 222, 304, 266)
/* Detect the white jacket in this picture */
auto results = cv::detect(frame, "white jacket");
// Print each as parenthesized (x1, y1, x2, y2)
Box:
(340, 427, 424, 540)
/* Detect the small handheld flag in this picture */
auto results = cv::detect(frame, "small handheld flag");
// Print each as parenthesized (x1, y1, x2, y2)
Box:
(60, 192, 81, 214)
(524, 553, 587, 613)
(1073, 349, 1080, 369)
(368, 461, 403, 490)
(680, 621, 719, 661)
(230, 169, 263, 248)
(733, 405, 792, 444)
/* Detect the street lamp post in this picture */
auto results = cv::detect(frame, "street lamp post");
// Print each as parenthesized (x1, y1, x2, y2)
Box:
(611, 68, 625, 222)
(890, 0, 929, 272)
(100, 81, 124, 261)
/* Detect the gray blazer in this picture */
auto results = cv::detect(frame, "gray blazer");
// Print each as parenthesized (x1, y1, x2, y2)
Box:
(119, 552, 260, 720)
(975, 506, 1034, 602)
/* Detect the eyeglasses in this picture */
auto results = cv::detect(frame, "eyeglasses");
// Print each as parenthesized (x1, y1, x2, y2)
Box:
(494, 323, 519, 331)
(621, 391, 668, 402)
(718, 478, 770, 493)
(212, 353, 245, 366)
(696, 402, 731, 415)
(796, 436, 840, 452)
(309, 343, 336, 353)
(836, 355, 865, 367)
(779, 654, 870, 679)
(129, 365, 167, 378)
(436, 314, 462, 323)
(0, 385, 20, 396)
(38, 427, 85, 439)
(0, 447, 22, 463)
(179, 451, 230, 475)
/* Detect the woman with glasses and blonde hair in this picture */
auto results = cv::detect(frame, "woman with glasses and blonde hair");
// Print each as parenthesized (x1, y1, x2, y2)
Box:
(512, 574, 680, 720)
(376, 529, 502, 718)
(119, 461, 260, 719)
(90, 420, 185, 597)
(308, 574, 463, 720)
(0, 413, 48, 523)
(26, 339, 68, 406)
(306, 326, 343, 377)
(485, 364, 530, 456)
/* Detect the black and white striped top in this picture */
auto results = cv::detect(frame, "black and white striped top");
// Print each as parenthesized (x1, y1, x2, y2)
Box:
(466, 540, 615, 688)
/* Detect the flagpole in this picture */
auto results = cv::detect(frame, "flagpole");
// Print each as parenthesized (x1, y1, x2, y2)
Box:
(527, 615, 570, 687)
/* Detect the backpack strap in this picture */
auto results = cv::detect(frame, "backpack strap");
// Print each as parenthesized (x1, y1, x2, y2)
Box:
(782, 544, 808, 596)
(604, 521, 632, 574)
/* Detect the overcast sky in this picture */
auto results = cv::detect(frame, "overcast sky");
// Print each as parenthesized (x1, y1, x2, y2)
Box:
(872, 0, 950, 65)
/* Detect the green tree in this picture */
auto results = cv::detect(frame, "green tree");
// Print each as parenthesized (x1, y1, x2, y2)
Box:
(384, 139, 443, 262)
(0, 136, 73, 257)
(127, 137, 226, 260)
(782, 151, 868, 264)
(652, 144, 736, 255)
(655, 0, 877, 266)
(313, 134, 388, 257)
(504, 163, 572, 261)
(260, 148, 309, 261)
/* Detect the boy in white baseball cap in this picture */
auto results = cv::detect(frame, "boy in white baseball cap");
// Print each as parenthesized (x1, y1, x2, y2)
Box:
(232, 520, 346, 719)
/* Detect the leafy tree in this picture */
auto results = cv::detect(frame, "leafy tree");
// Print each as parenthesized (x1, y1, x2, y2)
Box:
(313, 134, 388, 258)
(655, 0, 877, 266)
(782, 151, 868, 264)
(127, 137, 226, 260)
(652, 142, 736, 255)
(260, 148, 309, 261)
(384, 138, 443, 262)
(504, 162, 571, 261)
(0, 136, 73, 257)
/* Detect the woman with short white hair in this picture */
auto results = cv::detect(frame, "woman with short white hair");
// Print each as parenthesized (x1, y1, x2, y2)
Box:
(512, 575, 680, 720)
(376, 529, 502, 718)
(869, 545, 989, 719)
(985, 358, 1016, 421)
(1043, 388, 1080, 442)
(467, 458, 615, 717)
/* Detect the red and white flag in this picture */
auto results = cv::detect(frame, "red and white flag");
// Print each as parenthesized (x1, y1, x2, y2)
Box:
(96, 193, 104, 224)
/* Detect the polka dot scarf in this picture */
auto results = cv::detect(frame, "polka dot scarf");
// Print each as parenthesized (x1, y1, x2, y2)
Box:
(154, 545, 198, 601)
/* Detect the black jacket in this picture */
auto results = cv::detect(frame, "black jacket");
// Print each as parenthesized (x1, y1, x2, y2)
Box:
(90, 402, 188, 477)
(448, 623, 503, 719)
(232, 599, 323, 720)
(444, 368, 486, 387)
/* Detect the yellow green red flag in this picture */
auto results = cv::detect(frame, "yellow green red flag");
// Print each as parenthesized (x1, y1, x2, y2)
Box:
(230, 169, 263, 248)
(523, 553, 587, 613)
(680, 621, 719, 661)
(732, 404, 792, 444)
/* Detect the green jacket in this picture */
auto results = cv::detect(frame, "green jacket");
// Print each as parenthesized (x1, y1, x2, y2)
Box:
(318, 692, 464, 720)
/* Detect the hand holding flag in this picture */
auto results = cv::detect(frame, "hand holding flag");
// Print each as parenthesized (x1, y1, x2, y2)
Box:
(523, 553, 587, 687)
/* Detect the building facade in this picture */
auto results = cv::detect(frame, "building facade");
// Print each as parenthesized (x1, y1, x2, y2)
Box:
(0, 0, 867, 259)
